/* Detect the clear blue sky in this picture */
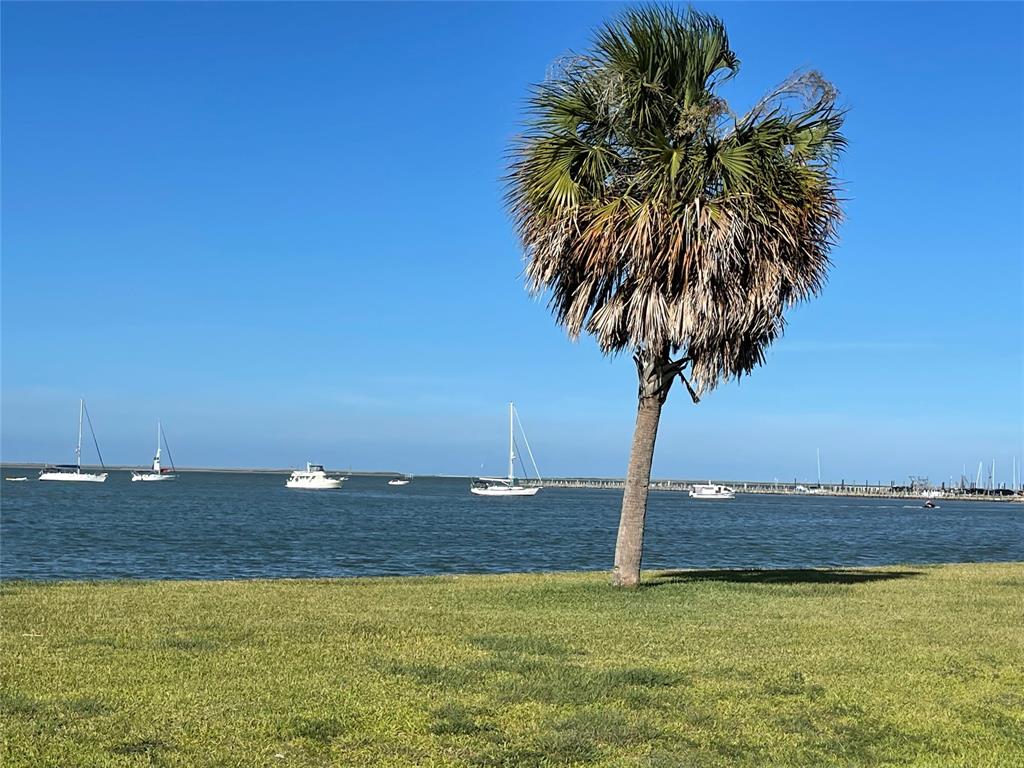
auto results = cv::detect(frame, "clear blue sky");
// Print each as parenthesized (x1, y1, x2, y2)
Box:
(2, 2, 1022, 484)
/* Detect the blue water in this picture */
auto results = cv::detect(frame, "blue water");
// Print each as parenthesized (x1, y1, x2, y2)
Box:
(1, 471, 1021, 580)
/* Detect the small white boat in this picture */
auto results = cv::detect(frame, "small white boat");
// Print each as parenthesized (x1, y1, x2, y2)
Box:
(387, 476, 411, 486)
(6, 477, 28, 482)
(132, 421, 177, 482)
(689, 482, 735, 500)
(471, 402, 542, 497)
(39, 399, 108, 483)
(286, 463, 345, 490)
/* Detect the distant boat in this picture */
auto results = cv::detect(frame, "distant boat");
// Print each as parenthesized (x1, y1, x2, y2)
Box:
(689, 482, 735, 500)
(39, 399, 108, 483)
(286, 463, 345, 490)
(388, 476, 411, 486)
(131, 421, 178, 482)
(471, 402, 542, 497)
(6, 477, 27, 482)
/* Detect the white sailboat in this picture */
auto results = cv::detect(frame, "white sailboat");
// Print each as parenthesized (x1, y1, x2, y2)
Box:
(39, 399, 109, 482)
(131, 421, 177, 481)
(471, 402, 542, 497)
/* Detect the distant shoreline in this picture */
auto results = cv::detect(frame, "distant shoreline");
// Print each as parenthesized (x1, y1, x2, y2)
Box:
(2, 463, 1019, 501)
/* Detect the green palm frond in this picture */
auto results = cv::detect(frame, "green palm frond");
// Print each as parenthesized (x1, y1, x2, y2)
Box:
(508, 5, 846, 394)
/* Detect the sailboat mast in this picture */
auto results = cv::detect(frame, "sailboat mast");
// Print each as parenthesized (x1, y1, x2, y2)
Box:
(816, 448, 821, 486)
(508, 402, 515, 482)
(156, 420, 162, 459)
(76, 398, 84, 469)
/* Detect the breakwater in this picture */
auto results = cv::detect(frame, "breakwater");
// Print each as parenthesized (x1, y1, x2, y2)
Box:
(545, 478, 1021, 501)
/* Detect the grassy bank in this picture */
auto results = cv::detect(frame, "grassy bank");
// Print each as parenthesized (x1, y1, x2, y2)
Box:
(2, 564, 1022, 767)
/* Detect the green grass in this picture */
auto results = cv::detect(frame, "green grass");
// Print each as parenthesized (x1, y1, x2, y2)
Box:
(2, 563, 1022, 767)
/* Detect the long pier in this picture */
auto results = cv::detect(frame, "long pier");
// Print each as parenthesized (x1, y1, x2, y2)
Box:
(545, 478, 1021, 501)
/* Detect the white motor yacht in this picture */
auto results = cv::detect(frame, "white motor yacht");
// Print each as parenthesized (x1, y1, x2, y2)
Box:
(387, 476, 411, 486)
(689, 482, 735, 500)
(286, 463, 345, 490)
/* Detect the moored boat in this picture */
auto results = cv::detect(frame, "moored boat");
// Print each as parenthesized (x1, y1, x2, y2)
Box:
(286, 463, 345, 490)
(688, 482, 735, 500)
(471, 477, 540, 496)
(39, 400, 108, 483)
(131, 421, 178, 482)
(471, 402, 543, 497)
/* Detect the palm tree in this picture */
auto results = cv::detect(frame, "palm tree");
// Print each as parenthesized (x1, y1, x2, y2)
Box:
(508, 6, 846, 587)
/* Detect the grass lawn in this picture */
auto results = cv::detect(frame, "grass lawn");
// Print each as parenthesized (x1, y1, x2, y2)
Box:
(2, 563, 1022, 767)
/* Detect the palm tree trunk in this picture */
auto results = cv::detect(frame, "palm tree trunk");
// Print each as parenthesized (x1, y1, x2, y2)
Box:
(612, 393, 665, 588)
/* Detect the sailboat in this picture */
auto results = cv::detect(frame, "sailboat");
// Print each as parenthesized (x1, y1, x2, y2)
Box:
(38, 399, 109, 482)
(131, 421, 178, 481)
(471, 402, 542, 497)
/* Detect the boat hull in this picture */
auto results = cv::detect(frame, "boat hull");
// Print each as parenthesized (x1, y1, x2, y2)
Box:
(39, 471, 108, 483)
(688, 492, 735, 500)
(471, 485, 541, 497)
(286, 479, 344, 490)
(131, 473, 177, 482)
(388, 480, 410, 486)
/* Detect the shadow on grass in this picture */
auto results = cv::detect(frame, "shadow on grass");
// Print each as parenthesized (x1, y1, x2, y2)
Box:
(648, 568, 922, 587)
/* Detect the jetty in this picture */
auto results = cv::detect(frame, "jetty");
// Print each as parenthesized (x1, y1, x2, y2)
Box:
(545, 477, 1022, 501)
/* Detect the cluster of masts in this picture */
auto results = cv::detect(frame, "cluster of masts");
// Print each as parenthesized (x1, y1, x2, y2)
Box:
(801, 450, 1019, 495)
(25, 400, 547, 498)
(962, 459, 1021, 493)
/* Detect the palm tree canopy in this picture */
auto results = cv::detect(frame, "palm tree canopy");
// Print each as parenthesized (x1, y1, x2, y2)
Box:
(508, 6, 846, 393)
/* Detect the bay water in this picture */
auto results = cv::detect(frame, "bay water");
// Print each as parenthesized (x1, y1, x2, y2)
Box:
(2, 471, 1021, 580)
